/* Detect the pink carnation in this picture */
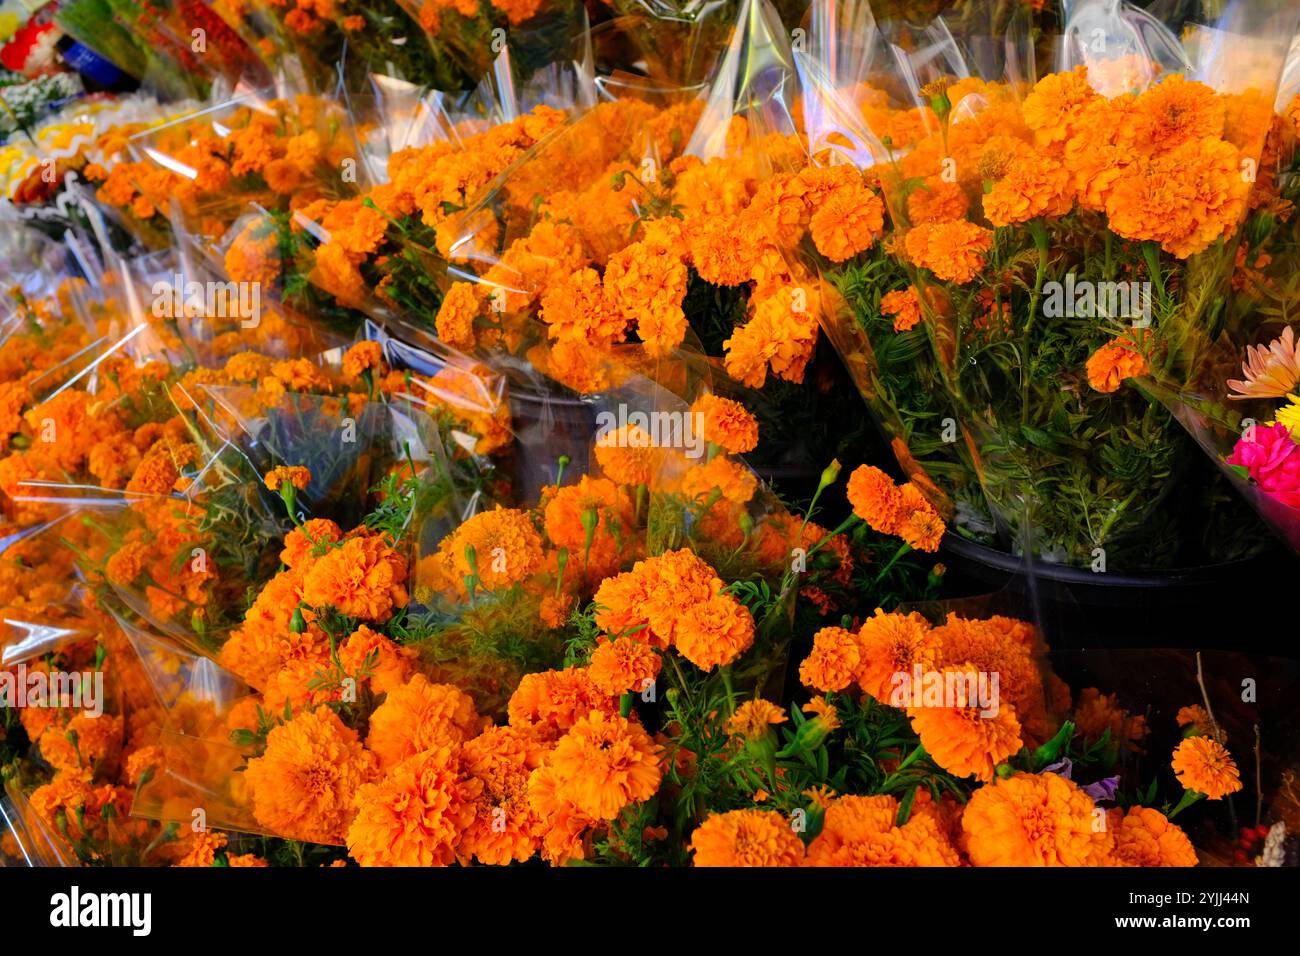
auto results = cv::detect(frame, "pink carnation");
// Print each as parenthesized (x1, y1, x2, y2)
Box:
(1226, 421, 1300, 504)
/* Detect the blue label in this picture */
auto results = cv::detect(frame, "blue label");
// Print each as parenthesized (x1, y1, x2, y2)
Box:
(61, 42, 126, 86)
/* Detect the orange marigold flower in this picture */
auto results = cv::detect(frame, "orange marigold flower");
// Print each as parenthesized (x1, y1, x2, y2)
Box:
(675, 455, 758, 506)
(846, 464, 903, 534)
(803, 695, 841, 733)
(604, 240, 688, 358)
(961, 772, 1114, 866)
(539, 267, 626, 346)
(280, 518, 342, 568)
(105, 541, 148, 586)
(983, 155, 1074, 226)
(271, 357, 333, 393)
(338, 625, 416, 695)
(125, 745, 164, 786)
(244, 708, 378, 845)
(1175, 704, 1220, 740)
(1086, 336, 1149, 393)
(264, 465, 311, 492)
(538, 592, 573, 629)
(88, 438, 141, 489)
(1073, 687, 1148, 753)
(508, 667, 616, 742)
(809, 185, 884, 262)
(690, 809, 806, 867)
(588, 637, 662, 697)
(218, 566, 309, 690)
(727, 699, 788, 740)
(490, 0, 547, 25)
(591, 548, 723, 647)
(881, 287, 923, 332)
(593, 424, 661, 486)
(722, 284, 819, 388)
(906, 666, 1023, 782)
(261, 158, 299, 195)
(229, 120, 278, 176)
(856, 608, 940, 701)
(805, 794, 962, 867)
(906, 178, 969, 224)
(674, 592, 756, 671)
(126, 452, 179, 496)
(932, 614, 1052, 747)
(459, 726, 545, 865)
(545, 711, 662, 820)
(688, 215, 760, 286)
(342, 341, 384, 380)
(813, 791, 894, 832)
(0, 381, 30, 444)
(174, 830, 228, 868)
(347, 745, 482, 866)
(1134, 75, 1225, 157)
(224, 222, 280, 287)
(328, 202, 389, 259)
(1104, 136, 1248, 258)
(313, 241, 366, 308)
(526, 762, 598, 866)
(262, 648, 337, 714)
(39, 714, 123, 773)
(436, 506, 544, 594)
(436, 282, 480, 350)
(542, 475, 633, 578)
(691, 394, 759, 454)
(1107, 806, 1198, 867)
(1171, 736, 1242, 800)
(301, 532, 409, 621)
(895, 483, 945, 552)
(366, 675, 481, 771)
(799, 626, 864, 693)
(903, 220, 994, 284)
(1022, 66, 1100, 150)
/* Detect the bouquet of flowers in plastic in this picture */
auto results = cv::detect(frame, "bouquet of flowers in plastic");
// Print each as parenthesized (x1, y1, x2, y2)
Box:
(83, 89, 362, 255)
(784, 0, 1296, 568)
(1117, 26, 1300, 556)
(115, 372, 961, 865)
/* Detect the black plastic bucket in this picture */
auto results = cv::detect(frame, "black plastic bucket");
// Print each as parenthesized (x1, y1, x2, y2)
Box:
(506, 390, 597, 504)
(938, 532, 1298, 654)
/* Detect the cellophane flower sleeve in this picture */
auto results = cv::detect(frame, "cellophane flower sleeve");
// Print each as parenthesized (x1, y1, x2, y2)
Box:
(0, 565, 188, 865)
(1130, 22, 1300, 556)
(86, 85, 363, 254)
(787, 0, 1298, 570)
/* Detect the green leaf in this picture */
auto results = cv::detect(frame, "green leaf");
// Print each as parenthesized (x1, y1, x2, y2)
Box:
(895, 785, 918, 827)
(1031, 720, 1074, 770)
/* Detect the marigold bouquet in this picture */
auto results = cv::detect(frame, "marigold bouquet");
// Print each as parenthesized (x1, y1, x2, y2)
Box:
(84, 91, 362, 257)
(1126, 36, 1300, 556)
(785, 0, 1297, 567)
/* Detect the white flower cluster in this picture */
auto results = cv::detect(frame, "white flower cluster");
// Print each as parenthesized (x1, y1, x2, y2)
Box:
(0, 71, 82, 139)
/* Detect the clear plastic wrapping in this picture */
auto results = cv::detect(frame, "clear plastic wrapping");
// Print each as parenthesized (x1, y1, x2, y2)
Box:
(779, 0, 1298, 569)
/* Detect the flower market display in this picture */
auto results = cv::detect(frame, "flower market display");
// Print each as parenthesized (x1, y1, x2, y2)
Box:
(3, 0, 1300, 898)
